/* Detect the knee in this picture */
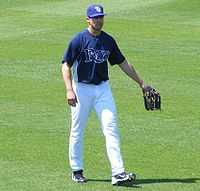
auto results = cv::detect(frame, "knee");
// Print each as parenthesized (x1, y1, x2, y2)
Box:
(101, 109, 117, 128)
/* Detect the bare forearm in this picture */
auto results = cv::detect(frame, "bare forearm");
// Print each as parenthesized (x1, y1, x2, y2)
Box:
(61, 62, 77, 106)
(119, 60, 144, 88)
(61, 62, 73, 91)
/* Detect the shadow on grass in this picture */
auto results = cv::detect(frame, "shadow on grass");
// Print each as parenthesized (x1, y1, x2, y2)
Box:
(87, 178, 200, 188)
(135, 178, 200, 185)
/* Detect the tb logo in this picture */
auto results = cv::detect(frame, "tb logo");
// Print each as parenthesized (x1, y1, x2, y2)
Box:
(84, 48, 110, 63)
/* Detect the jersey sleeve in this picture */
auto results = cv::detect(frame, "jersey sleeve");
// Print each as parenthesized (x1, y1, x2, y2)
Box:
(108, 38, 125, 66)
(61, 34, 81, 67)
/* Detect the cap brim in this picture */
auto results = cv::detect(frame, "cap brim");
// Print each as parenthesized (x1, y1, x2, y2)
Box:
(88, 13, 106, 18)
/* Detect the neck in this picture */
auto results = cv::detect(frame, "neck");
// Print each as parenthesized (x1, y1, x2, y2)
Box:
(88, 27, 101, 36)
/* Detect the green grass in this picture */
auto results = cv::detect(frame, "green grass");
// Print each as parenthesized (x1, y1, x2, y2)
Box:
(0, 0, 200, 190)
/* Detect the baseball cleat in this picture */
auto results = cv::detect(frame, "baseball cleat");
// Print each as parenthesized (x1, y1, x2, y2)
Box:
(112, 172, 136, 186)
(72, 170, 87, 183)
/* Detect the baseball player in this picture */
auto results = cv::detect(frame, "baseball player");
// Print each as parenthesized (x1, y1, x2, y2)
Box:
(61, 4, 148, 186)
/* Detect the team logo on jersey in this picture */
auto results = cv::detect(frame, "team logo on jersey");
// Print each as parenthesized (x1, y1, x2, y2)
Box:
(84, 48, 110, 64)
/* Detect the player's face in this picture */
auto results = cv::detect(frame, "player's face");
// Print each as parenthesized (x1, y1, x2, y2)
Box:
(88, 16, 104, 32)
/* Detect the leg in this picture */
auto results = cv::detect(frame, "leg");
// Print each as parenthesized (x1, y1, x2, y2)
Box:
(94, 82, 124, 176)
(69, 83, 92, 171)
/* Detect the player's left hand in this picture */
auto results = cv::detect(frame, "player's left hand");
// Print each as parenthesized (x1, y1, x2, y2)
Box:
(140, 81, 151, 93)
(142, 86, 161, 111)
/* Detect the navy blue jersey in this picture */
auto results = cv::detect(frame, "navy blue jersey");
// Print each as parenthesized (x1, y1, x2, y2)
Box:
(62, 29, 125, 85)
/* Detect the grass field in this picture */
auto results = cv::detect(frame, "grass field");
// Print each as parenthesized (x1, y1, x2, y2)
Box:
(0, 0, 200, 190)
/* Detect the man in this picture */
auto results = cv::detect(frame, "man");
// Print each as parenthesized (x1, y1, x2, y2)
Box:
(61, 4, 148, 186)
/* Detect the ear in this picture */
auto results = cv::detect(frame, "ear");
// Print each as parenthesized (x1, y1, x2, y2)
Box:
(86, 17, 91, 24)
(86, 17, 90, 21)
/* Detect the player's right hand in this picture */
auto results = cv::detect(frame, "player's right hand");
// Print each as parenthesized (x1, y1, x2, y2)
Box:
(66, 89, 77, 107)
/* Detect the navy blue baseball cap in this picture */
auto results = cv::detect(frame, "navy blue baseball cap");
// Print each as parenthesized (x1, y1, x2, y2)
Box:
(87, 4, 105, 18)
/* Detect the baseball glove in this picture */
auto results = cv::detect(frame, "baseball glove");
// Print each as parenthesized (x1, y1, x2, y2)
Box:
(143, 87, 161, 111)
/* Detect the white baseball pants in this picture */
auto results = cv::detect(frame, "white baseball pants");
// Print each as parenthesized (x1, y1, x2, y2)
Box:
(69, 81, 124, 176)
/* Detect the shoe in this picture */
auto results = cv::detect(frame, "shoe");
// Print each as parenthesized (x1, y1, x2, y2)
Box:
(112, 172, 136, 186)
(72, 170, 87, 183)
